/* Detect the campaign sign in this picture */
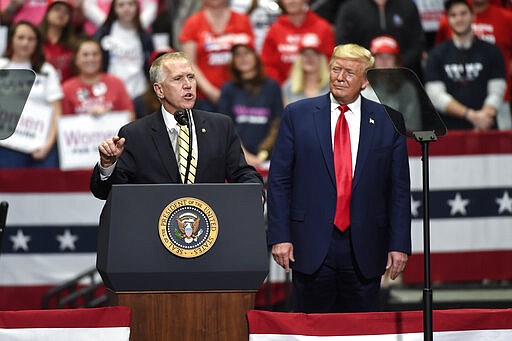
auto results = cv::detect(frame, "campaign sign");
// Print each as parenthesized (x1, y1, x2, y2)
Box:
(0, 101, 52, 153)
(57, 111, 130, 171)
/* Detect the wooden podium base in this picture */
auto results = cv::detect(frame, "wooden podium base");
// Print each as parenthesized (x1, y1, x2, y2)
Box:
(111, 291, 256, 341)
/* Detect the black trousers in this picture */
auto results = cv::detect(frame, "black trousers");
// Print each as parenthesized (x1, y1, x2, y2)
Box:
(292, 227, 381, 313)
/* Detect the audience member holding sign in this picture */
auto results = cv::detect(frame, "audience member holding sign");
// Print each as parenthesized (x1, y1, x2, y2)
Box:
(61, 38, 135, 119)
(59, 38, 134, 170)
(0, 21, 63, 168)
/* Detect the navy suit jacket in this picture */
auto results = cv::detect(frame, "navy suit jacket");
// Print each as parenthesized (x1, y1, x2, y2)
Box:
(90, 109, 263, 199)
(267, 94, 411, 279)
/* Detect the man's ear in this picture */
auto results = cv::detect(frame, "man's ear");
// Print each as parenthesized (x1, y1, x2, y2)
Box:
(361, 78, 369, 90)
(153, 82, 164, 99)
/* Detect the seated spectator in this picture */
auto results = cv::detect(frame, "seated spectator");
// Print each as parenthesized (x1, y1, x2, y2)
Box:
(362, 35, 422, 130)
(179, 0, 254, 112)
(150, 0, 173, 50)
(94, 0, 154, 119)
(82, 0, 157, 37)
(434, 0, 512, 130)
(217, 41, 283, 168)
(425, 0, 506, 131)
(62, 38, 135, 120)
(334, 0, 425, 79)
(40, 0, 78, 83)
(281, 34, 330, 106)
(0, 21, 63, 168)
(261, 0, 334, 85)
(230, 0, 281, 53)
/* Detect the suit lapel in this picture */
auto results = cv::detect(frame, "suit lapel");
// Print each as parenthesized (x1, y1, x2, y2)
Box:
(353, 97, 376, 190)
(314, 94, 336, 187)
(151, 110, 179, 182)
(192, 109, 207, 179)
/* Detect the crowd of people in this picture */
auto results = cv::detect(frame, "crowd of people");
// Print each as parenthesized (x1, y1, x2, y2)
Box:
(0, 0, 510, 169)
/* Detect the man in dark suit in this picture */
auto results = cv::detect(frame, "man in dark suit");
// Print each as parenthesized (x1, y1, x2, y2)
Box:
(90, 52, 263, 199)
(267, 43, 411, 313)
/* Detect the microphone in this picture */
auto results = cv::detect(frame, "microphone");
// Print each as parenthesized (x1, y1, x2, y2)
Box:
(173, 110, 189, 126)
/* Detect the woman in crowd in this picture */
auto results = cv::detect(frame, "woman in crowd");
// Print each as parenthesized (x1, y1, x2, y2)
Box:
(281, 35, 330, 106)
(94, 0, 154, 118)
(61, 38, 135, 120)
(0, 21, 63, 168)
(218, 42, 283, 168)
(82, 0, 157, 36)
(179, 0, 254, 111)
(40, 0, 78, 83)
(261, 0, 334, 85)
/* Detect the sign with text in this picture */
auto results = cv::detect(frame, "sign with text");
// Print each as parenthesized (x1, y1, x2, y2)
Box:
(0, 101, 52, 153)
(57, 112, 130, 171)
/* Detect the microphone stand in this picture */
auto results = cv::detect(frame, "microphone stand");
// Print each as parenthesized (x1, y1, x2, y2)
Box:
(0, 202, 8, 259)
(413, 130, 436, 341)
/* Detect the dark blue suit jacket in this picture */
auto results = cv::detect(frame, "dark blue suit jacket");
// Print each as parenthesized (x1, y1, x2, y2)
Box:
(267, 93, 411, 279)
(90, 109, 263, 199)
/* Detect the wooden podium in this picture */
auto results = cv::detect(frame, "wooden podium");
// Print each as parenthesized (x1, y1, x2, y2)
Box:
(97, 184, 268, 341)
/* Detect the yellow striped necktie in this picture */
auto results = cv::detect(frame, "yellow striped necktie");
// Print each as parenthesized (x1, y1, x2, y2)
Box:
(177, 124, 197, 184)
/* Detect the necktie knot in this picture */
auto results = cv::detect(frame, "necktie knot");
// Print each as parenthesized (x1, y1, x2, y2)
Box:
(338, 104, 349, 115)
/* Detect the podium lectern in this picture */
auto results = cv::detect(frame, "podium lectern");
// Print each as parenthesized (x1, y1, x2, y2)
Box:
(97, 183, 268, 341)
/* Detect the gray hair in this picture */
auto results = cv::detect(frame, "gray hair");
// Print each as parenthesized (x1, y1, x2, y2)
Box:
(149, 51, 191, 83)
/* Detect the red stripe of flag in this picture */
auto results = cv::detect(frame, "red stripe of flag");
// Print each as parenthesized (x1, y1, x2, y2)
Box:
(247, 308, 512, 336)
(404, 250, 512, 284)
(0, 306, 130, 328)
(407, 130, 512, 156)
(0, 169, 92, 193)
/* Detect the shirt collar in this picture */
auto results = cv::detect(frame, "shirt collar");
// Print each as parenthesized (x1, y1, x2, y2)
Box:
(161, 105, 179, 132)
(330, 93, 362, 114)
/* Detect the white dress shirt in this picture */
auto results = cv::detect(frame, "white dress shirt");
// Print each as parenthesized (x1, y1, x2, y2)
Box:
(330, 93, 362, 176)
(161, 106, 198, 162)
(99, 106, 198, 179)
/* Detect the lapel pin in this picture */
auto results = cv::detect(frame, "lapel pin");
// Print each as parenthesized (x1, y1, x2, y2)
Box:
(369, 118, 375, 125)
(201, 128, 206, 133)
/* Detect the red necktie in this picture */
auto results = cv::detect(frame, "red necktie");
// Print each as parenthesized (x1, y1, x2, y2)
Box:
(334, 104, 352, 232)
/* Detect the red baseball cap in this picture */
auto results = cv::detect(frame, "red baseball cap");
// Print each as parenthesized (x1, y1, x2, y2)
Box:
(370, 35, 400, 55)
(298, 33, 322, 53)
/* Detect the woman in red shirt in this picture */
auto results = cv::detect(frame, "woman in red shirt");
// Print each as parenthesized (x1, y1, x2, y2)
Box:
(62, 38, 135, 120)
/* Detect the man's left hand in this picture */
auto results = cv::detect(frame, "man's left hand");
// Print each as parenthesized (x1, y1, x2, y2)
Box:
(386, 251, 408, 280)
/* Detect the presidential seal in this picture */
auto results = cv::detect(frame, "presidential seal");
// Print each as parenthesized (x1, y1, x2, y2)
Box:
(158, 197, 219, 258)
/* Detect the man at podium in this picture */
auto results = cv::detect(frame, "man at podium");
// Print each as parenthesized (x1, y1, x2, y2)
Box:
(90, 52, 263, 199)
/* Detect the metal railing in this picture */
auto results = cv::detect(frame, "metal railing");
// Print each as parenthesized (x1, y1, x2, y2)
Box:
(42, 267, 108, 309)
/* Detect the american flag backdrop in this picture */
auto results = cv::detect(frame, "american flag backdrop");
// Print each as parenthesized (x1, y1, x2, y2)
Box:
(0, 169, 102, 310)
(405, 130, 512, 283)
(0, 130, 511, 310)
